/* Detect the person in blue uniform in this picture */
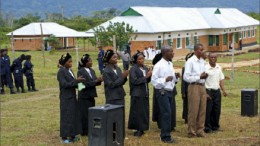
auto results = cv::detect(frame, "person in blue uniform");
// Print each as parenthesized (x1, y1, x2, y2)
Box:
(77, 54, 103, 136)
(11, 54, 26, 93)
(97, 46, 105, 74)
(57, 53, 85, 144)
(1, 49, 15, 94)
(128, 51, 152, 137)
(23, 55, 38, 92)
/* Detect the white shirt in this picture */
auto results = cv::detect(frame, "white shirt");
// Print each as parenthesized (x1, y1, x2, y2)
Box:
(205, 63, 225, 90)
(151, 58, 178, 90)
(84, 67, 92, 78)
(68, 69, 75, 79)
(183, 55, 206, 83)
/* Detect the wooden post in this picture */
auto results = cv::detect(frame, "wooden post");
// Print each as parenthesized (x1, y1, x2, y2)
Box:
(40, 23, 46, 68)
(11, 32, 15, 60)
(113, 35, 116, 52)
(76, 38, 79, 68)
(231, 33, 234, 81)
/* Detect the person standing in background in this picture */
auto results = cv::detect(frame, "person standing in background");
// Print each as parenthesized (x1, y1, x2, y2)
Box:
(97, 46, 105, 74)
(11, 54, 26, 93)
(77, 54, 103, 136)
(23, 55, 38, 92)
(0, 49, 16, 94)
(184, 44, 208, 138)
(181, 52, 194, 124)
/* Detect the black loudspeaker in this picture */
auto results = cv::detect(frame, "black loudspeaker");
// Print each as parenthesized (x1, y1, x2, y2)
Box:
(241, 89, 258, 116)
(88, 104, 124, 146)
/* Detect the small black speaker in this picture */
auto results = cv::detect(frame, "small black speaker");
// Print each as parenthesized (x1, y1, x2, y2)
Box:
(88, 104, 124, 146)
(241, 89, 258, 116)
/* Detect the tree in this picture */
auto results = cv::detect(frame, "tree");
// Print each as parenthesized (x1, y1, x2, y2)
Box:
(92, 21, 135, 50)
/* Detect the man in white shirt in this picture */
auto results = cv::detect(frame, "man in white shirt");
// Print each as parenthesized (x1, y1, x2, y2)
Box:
(151, 45, 179, 143)
(204, 53, 227, 133)
(183, 44, 208, 138)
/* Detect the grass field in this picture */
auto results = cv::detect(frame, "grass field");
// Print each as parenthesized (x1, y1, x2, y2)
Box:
(1, 50, 259, 146)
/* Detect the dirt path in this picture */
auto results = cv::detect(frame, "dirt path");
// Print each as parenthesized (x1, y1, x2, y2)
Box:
(174, 59, 259, 73)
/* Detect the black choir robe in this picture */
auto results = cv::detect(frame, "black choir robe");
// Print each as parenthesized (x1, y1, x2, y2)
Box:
(57, 67, 81, 137)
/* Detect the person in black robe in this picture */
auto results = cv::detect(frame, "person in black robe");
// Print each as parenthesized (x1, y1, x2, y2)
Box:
(181, 52, 194, 124)
(57, 53, 85, 144)
(102, 49, 128, 105)
(77, 54, 103, 136)
(128, 51, 152, 137)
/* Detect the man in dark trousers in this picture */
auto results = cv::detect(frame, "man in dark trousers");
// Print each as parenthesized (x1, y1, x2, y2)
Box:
(23, 55, 38, 92)
(0, 49, 16, 94)
(204, 53, 227, 133)
(151, 46, 179, 143)
(11, 54, 26, 93)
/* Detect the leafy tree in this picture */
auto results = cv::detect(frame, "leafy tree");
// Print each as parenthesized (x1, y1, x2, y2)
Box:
(247, 12, 260, 20)
(92, 21, 135, 50)
(45, 35, 61, 49)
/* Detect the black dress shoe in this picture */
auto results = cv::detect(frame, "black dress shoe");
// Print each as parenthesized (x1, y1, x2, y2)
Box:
(134, 131, 144, 137)
(204, 129, 213, 133)
(161, 138, 176, 143)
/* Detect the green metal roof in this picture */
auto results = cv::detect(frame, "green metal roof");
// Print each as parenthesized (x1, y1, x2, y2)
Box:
(215, 8, 221, 14)
(121, 8, 142, 16)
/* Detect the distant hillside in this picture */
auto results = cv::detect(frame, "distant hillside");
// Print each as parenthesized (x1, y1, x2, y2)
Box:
(2, 0, 260, 18)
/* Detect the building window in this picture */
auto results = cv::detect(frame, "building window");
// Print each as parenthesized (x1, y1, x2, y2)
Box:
(248, 30, 251, 38)
(186, 37, 190, 47)
(158, 36, 161, 38)
(167, 39, 172, 46)
(176, 38, 182, 49)
(252, 29, 255, 37)
(243, 31, 246, 38)
(208, 35, 219, 46)
(223, 34, 228, 45)
(157, 40, 162, 49)
(194, 36, 198, 45)
(235, 32, 239, 43)
(240, 32, 243, 39)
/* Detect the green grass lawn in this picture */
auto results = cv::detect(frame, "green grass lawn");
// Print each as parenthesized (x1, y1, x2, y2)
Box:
(217, 52, 259, 63)
(1, 50, 259, 146)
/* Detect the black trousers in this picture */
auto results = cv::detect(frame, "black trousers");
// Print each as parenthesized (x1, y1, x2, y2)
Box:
(205, 89, 221, 131)
(79, 98, 95, 135)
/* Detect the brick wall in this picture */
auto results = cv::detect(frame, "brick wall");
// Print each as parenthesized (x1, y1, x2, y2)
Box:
(12, 36, 76, 50)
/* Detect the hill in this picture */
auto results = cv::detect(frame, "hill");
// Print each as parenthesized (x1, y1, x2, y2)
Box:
(2, 0, 260, 18)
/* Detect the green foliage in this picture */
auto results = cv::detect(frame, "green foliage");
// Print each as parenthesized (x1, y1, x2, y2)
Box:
(45, 35, 61, 49)
(247, 12, 260, 20)
(93, 22, 135, 50)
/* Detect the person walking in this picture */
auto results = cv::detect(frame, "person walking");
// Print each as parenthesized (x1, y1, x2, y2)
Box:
(77, 54, 103, 136)
(204, 53, 227, 133)
(128, 51, 152, 137)
(183, 44, 208, 138)
(151, 46, 179, 143)
(57, 53, 85, 144)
